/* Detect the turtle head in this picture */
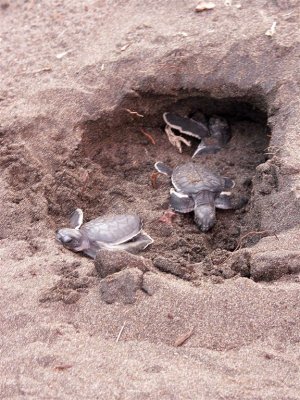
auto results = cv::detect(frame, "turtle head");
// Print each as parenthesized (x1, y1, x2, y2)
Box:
(194, 205, 216, 232)
(56, 228, 88, 252)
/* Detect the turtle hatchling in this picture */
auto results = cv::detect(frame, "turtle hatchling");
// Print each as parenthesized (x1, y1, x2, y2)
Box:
(155, 161, 235, 232)
(163, 112, 231, 157)
(56, 209, 153, 258)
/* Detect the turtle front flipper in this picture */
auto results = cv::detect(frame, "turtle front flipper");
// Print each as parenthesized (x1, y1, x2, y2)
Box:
(209, 117, 231, 146)
(69, 208, 84, 229)
(163, 112, 209, 139)
(192, 117, 231, 157)
(154, 161, 173, 177)
(170, 188, 195, 213)
(215, 193, 233, 210)
(82, 246, 98, 259)
(96, 231, 153, 255)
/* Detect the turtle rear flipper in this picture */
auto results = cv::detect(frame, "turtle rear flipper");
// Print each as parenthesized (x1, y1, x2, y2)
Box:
(96, 231, 153, 255)
(170, 188, 195, 213)
(70, 208, 84, 229)
(154, 161, 173, 177)
(163, 112, 209, 139)
(192, 140, 221, 158)
(215, 193, 233, 210)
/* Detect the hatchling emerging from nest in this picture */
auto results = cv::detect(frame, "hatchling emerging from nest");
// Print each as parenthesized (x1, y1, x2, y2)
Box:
(163, 112, 231, 156)
(154, 161, 235, 232)
(56, 209, 153, 258)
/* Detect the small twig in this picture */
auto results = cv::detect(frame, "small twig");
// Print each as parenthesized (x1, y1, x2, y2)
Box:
(265, 146, 280, 156)
(56, 29, 66, 39)
(234, 230, 278, 251)
(120, 43, 131, 52)
(56, 49, 73, 59)
(174, 327, 194, 347)
(265, 21, 277, 37)
(116, 322, 126, 343)
(18, 67, 52, 76)
(150, 171, 159, 189)
(54, 364, 72, 371)
(195, 2, 216, 12)
(31, 67, 52, 74)
(124, 108, 144, 118)
(140, 128, 156, 145)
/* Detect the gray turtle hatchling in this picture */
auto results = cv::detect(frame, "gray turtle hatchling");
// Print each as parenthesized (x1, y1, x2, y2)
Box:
(56, 209, 153, 258)
(163, 112, 231, 156)
(155, 161, 235, 232)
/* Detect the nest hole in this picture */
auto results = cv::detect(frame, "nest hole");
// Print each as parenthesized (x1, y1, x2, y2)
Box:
(50, 93, 270, 266)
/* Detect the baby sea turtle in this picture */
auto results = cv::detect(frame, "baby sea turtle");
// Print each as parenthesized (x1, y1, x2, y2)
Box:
(56, 209, 153, 258)
(163, 112, 231, 157)
(155, 161, 235, 231)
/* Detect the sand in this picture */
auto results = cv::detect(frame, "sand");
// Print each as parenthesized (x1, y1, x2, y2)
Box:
(1, 1, 300, 398)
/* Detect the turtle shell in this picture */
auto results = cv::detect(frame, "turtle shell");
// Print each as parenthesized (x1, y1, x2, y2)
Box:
(80, 214, 142, 245)
(171, 162, 225, 194)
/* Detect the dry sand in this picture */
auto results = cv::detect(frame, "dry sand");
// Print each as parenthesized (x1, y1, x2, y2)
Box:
(1, 1, 300, 399)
